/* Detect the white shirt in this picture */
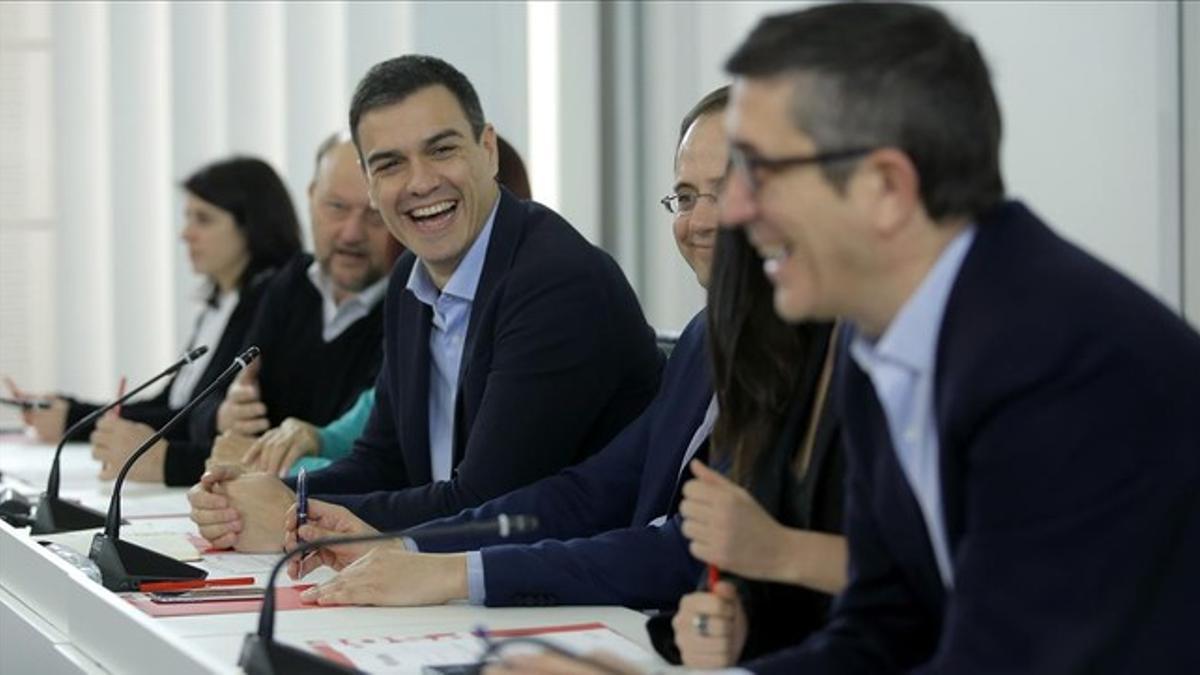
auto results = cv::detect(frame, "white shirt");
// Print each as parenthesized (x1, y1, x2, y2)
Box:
(847, 226, 976, 588)
(169, 290, 239, 408)
(306, 261, 388, 343)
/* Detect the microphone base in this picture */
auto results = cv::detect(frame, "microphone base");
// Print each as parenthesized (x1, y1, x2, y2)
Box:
(239, 633, 360, 675)
(89, 532, 207, 591)
(30, 493, 109, 535)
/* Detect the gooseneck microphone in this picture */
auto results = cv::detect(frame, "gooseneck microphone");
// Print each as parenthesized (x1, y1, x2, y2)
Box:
(31, 346, 209, 535)
(239, 514, 540, 675)
(88, 346, 259, 591)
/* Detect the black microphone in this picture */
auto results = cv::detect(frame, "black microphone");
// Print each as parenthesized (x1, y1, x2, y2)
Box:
(239, 514, 540, 675)
(88, 346, 259, 591)
(31, 346, 209, 535)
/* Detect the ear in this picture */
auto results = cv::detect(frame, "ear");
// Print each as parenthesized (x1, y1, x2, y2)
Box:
(480, 123, 499, 179)
(855, 148, 921, 238)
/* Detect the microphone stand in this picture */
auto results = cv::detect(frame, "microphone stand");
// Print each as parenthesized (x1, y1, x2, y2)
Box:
(32, 346, 209, 535)
(89, 347, 258, 591)
(239, 514, 539, 675)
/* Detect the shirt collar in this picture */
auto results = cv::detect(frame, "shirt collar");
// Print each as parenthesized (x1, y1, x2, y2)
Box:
(406, 195, 500, 307)
(850, 225, 977, 376)
(305, 260, 388, 311)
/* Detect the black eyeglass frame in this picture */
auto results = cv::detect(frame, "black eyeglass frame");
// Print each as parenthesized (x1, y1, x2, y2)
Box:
(659, 190, 720, 215)
(731, 146, 876, 193)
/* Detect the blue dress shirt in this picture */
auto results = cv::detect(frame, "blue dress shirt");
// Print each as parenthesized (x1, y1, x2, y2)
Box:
(405, 198, 499, 483)
(848, 226, 976, 588)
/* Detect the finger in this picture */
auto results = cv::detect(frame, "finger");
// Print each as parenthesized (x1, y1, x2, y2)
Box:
(264, 442, 288, 477)
(279, 444, 306, 478)
(191, 507, 241, 526)
(234, 417, 270, 435)
(283, 504, 298, 532)
(677, 497, 715, 523)
(235, 402, 268, 419)
(205, 531, 240, 550)
(188, 487, 229, 510)
(201, 464, 242, 484)
(4, 376, 25, 398)
(241, 440, 264, 466)
(678, 592, 737, 619)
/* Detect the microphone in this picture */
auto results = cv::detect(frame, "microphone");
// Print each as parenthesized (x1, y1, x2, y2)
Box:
(31, 346, 209, 535)
(239, 514, 540, 675)
(88, 346, 259, 591)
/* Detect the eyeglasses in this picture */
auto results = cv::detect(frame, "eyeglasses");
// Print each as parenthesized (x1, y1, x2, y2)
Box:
(660, 189, 719, 215)
(730, 145, 875, 194)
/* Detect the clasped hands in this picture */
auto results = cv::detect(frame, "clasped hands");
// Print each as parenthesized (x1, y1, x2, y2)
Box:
(188, 467, 468, 606)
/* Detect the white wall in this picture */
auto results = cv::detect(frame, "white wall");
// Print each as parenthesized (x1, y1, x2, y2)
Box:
(0, 0, 1192, 404)
(626, 0, 1187, 329)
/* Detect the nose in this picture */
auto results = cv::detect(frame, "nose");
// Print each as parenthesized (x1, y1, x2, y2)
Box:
(719, 169, 756, 230)
(405, 157, 438, 196)
(688, 196, 719, 236)
(181, 220, 197, 242)
(339, 209, 368, 243)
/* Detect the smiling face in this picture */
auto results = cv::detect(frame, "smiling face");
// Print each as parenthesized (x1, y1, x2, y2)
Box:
(356, 85, 499, 289)
(181, 193, 250, 292)
(672, 111, 727, 288)
(720, 77, 876, 324)
(309, 141, 394, 300)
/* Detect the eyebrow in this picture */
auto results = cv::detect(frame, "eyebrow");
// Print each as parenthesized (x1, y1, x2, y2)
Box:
(672, 180, 697, 193)
(364, 128, 466, 168)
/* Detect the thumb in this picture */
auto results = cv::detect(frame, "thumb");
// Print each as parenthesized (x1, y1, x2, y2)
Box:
(242, 356, 261, 383)
(690, 458, 731, 485)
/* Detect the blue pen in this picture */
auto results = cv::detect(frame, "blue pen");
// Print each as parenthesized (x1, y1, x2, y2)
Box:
(295, 468, 315, 578)
(296, 468, 309, 543)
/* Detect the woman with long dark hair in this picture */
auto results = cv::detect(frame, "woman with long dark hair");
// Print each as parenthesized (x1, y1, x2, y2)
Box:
(15, 157, 302, 484)
(669, 226, 846, 667)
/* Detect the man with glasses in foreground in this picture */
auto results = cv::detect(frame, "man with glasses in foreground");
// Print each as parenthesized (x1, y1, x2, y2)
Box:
(488, 3, 1200, 675)
(712, 3, 1199, 674)
(280, 87, 731, 612)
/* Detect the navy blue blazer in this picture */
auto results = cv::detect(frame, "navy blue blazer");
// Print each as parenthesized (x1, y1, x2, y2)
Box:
(749, 201, 1200, 674)
(304, 189, 664, 531)
(413, 312, 711, 609)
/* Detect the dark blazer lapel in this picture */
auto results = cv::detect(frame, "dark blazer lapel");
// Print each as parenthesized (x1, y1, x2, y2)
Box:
(459, 188, 522, 386)
(397, 278, 434, 485)
(933, 202, 1012, 551)
(843, 359, 945, 612)
(451, 188, 522, 466)
(651, 362, 714, 518)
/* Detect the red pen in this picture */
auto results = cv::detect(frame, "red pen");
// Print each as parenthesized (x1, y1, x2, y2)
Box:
(707, 563, 720, 590)
(139, 576, 256, 593)
(113, 376, 127, 417)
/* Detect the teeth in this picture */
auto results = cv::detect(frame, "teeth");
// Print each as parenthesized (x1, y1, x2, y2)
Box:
(759, 245, 788, 261)
(410, 201, 455, 218)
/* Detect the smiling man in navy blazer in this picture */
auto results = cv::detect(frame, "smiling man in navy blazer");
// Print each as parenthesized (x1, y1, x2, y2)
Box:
(704, 4, 1200, 675)
(187, 55, 662, 551)
(280, 88, 732, 609)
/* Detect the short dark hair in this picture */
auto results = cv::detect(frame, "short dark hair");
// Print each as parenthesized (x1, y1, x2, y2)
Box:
(348, 55, 486, 151)
(182, 157, 302, 299)
(678, 85, 731, 150)
(726, 2, 1004, 220)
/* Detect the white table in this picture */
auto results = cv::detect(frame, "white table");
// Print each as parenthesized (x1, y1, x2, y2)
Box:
(0, 436, 666, 674)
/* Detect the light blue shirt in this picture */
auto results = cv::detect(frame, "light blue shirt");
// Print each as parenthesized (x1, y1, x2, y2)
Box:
(848, 226, 976, 589)
(405, 198, 499, 486)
